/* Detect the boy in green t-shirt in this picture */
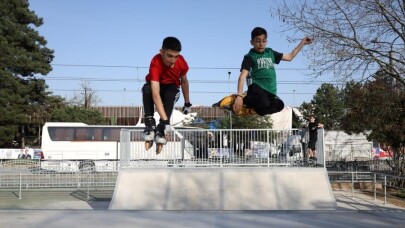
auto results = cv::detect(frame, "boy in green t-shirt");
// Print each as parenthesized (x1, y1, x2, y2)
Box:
(233, 27, 312, 116)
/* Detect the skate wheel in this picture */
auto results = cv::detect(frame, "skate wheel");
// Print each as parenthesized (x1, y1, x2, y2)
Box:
(156, 144, 163, 155)
(145, 141, 153, 150)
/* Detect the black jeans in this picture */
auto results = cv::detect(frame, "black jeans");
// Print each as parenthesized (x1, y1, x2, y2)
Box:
(142, 83, 179, 121)
(244, 83, 284, 116)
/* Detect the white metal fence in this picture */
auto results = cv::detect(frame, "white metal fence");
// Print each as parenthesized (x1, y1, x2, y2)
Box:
(119, 128, 326, 168)
(325, 142, 374, 161)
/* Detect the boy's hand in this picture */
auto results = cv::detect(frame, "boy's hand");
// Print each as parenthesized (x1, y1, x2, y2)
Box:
(182, 102, 192, 114)
(303, 37, 313, 45)
(157, 119, 170, 134)
(232, 96, 243, 113)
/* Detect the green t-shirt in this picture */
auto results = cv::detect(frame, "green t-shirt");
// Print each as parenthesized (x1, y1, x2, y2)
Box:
(245, 48, 280, 95)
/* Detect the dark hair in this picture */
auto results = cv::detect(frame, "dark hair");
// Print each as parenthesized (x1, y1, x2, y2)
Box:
(162, 37, 182, 52)
(309, 114, 315, 118)
(251, 27, 267, 40)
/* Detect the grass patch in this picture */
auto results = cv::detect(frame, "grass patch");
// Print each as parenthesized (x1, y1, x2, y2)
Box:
(394, 190, 405, 199)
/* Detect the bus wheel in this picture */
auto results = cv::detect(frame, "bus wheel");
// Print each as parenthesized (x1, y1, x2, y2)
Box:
(79, 161, 95, 172)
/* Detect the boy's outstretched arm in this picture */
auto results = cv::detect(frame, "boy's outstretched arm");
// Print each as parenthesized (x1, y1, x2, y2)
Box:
(180, 74, 190, 104)
(233, 69, 249, 113)
(282, 37, 313, 61)
(181, 75, 192, 114)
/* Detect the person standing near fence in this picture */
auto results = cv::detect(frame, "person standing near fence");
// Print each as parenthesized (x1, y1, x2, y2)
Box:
(307, 114, 324, 159)
(299, 125, 308, 159)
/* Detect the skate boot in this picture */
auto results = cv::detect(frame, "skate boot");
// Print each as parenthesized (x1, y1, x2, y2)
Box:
(144, 116, 156, 150)
(155, 120, 168, 154)
(212, 93, 257, 116)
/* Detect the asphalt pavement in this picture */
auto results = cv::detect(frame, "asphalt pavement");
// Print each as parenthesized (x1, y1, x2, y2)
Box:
(0, 190, 404, 228)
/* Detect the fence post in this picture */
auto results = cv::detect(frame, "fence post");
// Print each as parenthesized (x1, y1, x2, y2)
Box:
(18, 172, 22, 199)
(220, 130, 223, 168)
(181, 137, 185, 162)
(267, 129, 270, 167)
(76, 170, 80, 189)
(384, 175, 387, 204)
(119, 129, 130, 168)
(351, 171, 354, 198)
(373, 173, 376, 201)
(87, 173, 90, 200)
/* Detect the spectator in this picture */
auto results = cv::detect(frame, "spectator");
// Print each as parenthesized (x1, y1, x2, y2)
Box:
(307, 114, 324, 159)
(299, 125, 308, 159)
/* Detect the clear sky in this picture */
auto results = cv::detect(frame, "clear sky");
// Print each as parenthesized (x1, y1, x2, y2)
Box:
(29, 0, 329, 107)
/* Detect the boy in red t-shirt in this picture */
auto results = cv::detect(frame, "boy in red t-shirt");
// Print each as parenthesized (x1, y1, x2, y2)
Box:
(142, 37, 192, 145)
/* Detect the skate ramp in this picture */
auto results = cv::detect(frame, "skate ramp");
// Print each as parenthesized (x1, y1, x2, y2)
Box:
(109, 167, 336, 210)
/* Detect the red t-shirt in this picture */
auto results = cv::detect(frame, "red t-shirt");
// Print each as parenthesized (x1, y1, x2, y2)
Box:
(145, 54, 189, 87)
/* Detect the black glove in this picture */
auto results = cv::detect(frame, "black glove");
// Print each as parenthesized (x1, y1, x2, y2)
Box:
(182, 102, 192, 114)
(156, 119, 169, 136)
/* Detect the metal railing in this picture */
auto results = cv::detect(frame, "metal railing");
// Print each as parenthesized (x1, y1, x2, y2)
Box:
(329, 171, 405, 204)
(1, 160, 404, 205)
(325, 142, 373, 161)
(119, 128, 325, 168)
(0, 160, 117, 199)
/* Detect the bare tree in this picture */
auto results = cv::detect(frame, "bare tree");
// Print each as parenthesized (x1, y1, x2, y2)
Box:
(67, 81, 101, 108)
(272, 0, 405, 87)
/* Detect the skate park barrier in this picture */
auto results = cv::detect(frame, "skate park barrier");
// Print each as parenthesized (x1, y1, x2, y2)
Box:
(109, 167, 336, 210)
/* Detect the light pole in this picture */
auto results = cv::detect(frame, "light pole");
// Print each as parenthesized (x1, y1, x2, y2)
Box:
(228, 71, 232, 129)
(293, 89, 296, 108)
(123, 88, 126, 106)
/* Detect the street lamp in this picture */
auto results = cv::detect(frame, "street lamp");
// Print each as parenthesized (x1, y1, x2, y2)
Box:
(293, 89, 296, 108)
(228, 71, 232, 129)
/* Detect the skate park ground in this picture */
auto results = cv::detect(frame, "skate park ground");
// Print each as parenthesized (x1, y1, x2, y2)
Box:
(0, 167, 404, 227)
(0, 189, 404, 227)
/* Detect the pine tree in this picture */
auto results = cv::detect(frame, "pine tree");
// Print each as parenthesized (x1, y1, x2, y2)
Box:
(0, 0, 54, 147)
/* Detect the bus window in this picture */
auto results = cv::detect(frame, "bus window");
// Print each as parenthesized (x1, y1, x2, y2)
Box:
(48, 127, 74, 141)
(86, 128, 95, 140)
(75, 128, 87, 141)
(49, 127, 56, 140)
(110, 128, 121, 141)
(93, 128, 103, 141)
(102, 128, 120, 141)
(131, 131, 143, 141)
(65, 128, 74, 140)
(102, 128, 111, 141)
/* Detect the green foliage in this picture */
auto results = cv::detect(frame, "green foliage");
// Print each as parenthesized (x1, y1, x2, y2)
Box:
(0, 0, 54, 76)
(50, 107, 106, 125)
(342, 77, 405, 149)
(299, 83, 345, 130)
(0, 0, 56, 147)
(342, 75, 405, 179)
(395, 190, 405, 199)
(218, 113, 272, 129)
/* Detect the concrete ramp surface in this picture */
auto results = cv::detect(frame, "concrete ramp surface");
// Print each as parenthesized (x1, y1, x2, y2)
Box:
(109, 167, 336, 210)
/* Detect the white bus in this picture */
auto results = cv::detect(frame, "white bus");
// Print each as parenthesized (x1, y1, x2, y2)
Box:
(40, 122, 195, 172)
(41, 122, 147, 172)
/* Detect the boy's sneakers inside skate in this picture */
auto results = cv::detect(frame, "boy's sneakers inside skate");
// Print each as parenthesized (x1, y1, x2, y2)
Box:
(143, 129, 155, 141)
(155, 132, 167, 145)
